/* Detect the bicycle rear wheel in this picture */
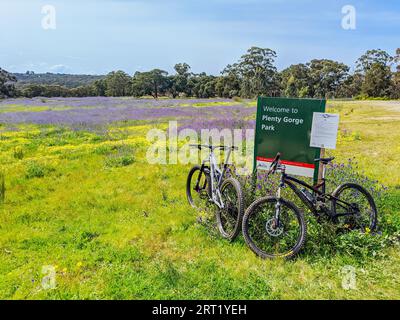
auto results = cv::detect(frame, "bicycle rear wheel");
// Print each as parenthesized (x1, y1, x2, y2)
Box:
(216, 177, 244, 241)
(331, 183, 377, 232)
(186, 165, 211, 209)
(242, 197, 306, 259)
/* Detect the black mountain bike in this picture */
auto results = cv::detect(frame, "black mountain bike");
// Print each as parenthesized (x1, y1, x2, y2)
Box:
(186, 144, 244, 241)
(243, 153, 377, 259)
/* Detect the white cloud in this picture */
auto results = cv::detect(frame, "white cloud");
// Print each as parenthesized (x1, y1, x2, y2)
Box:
(49, 64, 71, 73)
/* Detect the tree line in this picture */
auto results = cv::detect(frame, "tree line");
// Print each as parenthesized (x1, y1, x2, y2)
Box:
(1, 47, 399, 100)
(14, 72, 105, 89)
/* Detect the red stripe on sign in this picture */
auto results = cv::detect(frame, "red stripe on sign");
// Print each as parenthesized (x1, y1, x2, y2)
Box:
(256, 157, 315, 169)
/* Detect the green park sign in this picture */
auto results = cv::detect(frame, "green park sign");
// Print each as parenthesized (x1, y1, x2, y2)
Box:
(254, 97, 327, 182)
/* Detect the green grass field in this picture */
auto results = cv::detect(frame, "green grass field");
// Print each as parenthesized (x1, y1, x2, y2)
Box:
(0, 100, 399, 300)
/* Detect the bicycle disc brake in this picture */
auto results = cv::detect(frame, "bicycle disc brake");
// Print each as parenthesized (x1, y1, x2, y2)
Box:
(265, 218, 284, 237)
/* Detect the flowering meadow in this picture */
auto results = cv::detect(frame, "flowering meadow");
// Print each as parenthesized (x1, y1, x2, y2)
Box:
(0, 97, 254, 127)
(0, 97, 399, 299)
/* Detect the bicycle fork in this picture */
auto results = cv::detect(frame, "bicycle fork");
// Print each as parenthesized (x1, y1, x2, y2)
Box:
(274, 175, 285, 228)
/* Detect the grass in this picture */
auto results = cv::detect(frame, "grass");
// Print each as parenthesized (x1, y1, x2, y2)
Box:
(328, 101, 400, 186)
(0, 100, 399, 299)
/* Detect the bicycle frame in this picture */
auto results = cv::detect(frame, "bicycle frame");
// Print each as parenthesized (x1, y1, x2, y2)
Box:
(276, 166, 356, 220)
(199, 147, 233, 209)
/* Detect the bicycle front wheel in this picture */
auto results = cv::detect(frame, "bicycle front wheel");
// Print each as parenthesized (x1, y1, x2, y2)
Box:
(216, 177, 244, 241)
(242, 197, 306, 259)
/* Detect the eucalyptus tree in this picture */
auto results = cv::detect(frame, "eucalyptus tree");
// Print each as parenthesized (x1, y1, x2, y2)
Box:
(132, 69, 169, 99)
(356, 49, 393, 74)
(355, 49, 394, 98)
(93, 79, 107, 96)
(222, 47, 279, 98)
(104, 70, 132, 97)
(361, 63, 393, 97)
(170, 63, 192, 97)
(279, 60, 349, 99)
(392, 48, 400, 98)
(215, 73, 241, 98)
(307, 59, 350, 98)
(188, 72, 217, 98)
(280, 63, 311, 98)
(395, 48, 400, 73)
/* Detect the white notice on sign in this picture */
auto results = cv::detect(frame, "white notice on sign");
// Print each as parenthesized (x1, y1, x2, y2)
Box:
(310, 113, 340, 149)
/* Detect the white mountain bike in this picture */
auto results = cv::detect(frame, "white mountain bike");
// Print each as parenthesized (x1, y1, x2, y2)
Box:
(186, 144, 244, 241)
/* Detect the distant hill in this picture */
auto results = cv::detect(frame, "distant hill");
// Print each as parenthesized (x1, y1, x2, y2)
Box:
(13, 72, 105, 88)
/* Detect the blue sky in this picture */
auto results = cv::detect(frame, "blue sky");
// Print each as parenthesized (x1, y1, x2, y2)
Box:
(1, 0, 399, 75)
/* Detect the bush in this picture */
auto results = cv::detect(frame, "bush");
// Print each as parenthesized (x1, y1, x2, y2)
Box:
(104, 145, 135, 168)
(325, 158, 387, 201)
(13, 146, 24, 160)
(333, 230, 400, 259)
(25, 161, 54, 179)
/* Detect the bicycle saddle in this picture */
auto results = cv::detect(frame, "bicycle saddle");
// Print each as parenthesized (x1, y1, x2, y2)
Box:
(314, 157, 335, 164)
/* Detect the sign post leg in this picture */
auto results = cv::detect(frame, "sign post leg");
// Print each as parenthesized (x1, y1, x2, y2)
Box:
(317, 148, 326, 185)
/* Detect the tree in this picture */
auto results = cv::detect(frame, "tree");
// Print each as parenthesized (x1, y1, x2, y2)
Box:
(279, 60, 349, 98)
(174, 63, 191, 76)
(336, 74, 362, 98)
(21, 84, 71, 98)
(216, 62, 241, 98)
(240, 47, 279, 97)
(361, 63, 392, 97)
(396, 48, 400, 73)
(104, 70, 132, 97)
(170, 63, 191, 98)
(188, 73, 217, 98)
(21, 84, 44, 98)
(132, 69, 169, 99)
(0, 68, 17, 98)
(392, 48, 400, 98)
(280, 64, 311, 97)
(307, 59, 350, 98)
(93, 79, 107, 96)
(4, 46, 399, 99)
(71, 85, 95, 97)
(355, 49, 394, 98)
(215, 73, 241, 98)
(19, 83, 95, 98)
(356, 49, 393, 74)
(222, 47, 279, 98)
